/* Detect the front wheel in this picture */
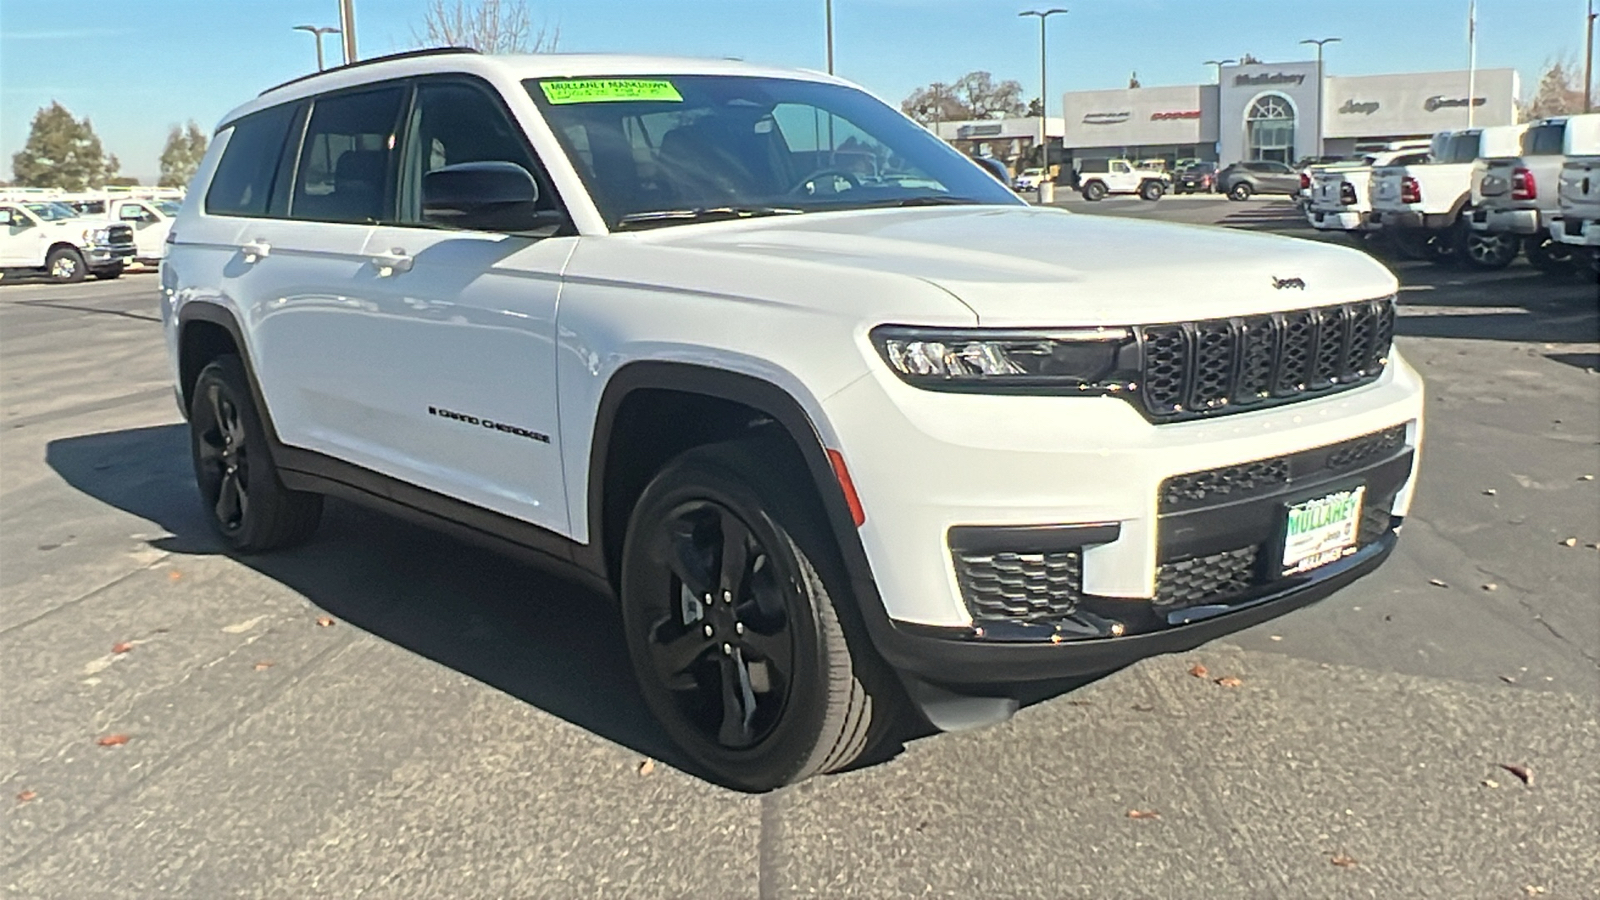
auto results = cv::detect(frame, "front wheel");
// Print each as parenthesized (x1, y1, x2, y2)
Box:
(1139, 180, 1165, 201)
(46, 247, 86, 283)
(1390, 228, 1434, 261)
(1228, 182, 1252, 201)
(189, 355, 323, 552)
(620, 440, 889, 791)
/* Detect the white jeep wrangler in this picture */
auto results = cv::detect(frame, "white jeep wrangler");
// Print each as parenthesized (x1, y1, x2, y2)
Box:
(1075, 158, 1168, 201)
(0, 198, 136, 282)
(164, 49, 1423, 791)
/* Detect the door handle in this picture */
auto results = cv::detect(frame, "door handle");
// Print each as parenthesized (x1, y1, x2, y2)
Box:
(371, 248, 413, 277)
(240, 239, 270, 263)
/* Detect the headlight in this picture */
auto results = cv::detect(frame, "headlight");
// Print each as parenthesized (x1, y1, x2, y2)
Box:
(871, 325, 1139, 393)
(81, 226, 109, 243)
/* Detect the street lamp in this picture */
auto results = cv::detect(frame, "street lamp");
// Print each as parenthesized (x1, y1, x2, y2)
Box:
(825, 0, 835, 74)
(1203, 59, 1236, 84)
(1300, 37, 1340, 160)
(1019, 8, 1067, 200)
(1585, 0, 1595, 113)
(293, 25, 341, 71)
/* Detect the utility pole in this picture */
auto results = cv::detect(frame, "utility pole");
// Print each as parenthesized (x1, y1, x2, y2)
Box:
(825, 0, 835, 74)
(1299, 38, 1339, 159)
(1204, 59, 1236, 84)
(1019, 8, 1067, 201)
(1585, 0, 1595, 113)
(1466, 0, 1477, 126)
(293, 25, 341, 71)
(338, 0, 358, 65)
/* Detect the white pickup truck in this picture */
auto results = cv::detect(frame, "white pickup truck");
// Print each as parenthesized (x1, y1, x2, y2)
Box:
(0, 198, 136, 282)
(106, 196, 181, 264)
(1370, 125, 1526, 268)
(1474, 114, 1600, 272)
(1549, 154, 1600, 275)
(1306, 149, 1430, 241)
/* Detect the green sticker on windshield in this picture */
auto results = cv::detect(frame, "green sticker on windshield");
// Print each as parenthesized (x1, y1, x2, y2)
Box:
(540, 79, 683, 104)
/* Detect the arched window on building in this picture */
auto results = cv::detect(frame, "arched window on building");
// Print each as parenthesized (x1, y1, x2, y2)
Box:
(1246, 94, 1295, 164)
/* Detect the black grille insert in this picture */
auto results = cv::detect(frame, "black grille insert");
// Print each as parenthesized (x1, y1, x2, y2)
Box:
(1154, 546, 1259, 608)
(954, 550, 1083, 625)
(1137, 298, 1394, 421)
(1159, 423, 1409, 512)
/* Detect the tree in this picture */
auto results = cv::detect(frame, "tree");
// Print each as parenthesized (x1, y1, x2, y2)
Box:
(414, 0, 558, 53)
(1025, 97, 1043, 117)
(10, 101, 116, 190)
(1517, 57, 1586, 120)
(159, 120, 209, 188)
(900, 71, 1024, 125)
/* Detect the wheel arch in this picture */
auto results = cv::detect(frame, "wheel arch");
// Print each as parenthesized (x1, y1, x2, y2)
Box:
(174, 302, 282, 445)
(583, 361, 879, 614)
(45, 242, 84, 261)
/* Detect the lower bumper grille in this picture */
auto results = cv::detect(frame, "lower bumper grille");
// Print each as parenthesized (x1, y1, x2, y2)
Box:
(954, 550, 1082, 626)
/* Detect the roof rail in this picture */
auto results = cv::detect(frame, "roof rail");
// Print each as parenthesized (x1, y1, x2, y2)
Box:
(259, 46, 480, 96)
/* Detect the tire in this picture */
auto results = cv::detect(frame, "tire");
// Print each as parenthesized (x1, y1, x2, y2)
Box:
(620, 439, 889, 791)
(46, 247, 86, 283)
(1082, 181, 1107, 202)
(91, 265, 124, 280)
(1524, 235, 1574, 273)
(1459, 230, 1519, 269)
(1228, 181, 1252, 201)
(189, 355, 323, 553)
(1390, 228, 1434, 261)
(1139, 180, 1165, 201)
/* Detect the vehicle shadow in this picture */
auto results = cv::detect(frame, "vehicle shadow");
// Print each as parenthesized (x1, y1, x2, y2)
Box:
(45, 423, 689, 773)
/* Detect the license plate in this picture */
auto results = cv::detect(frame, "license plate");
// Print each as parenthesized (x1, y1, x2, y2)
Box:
(1281, 487, 1364, 576)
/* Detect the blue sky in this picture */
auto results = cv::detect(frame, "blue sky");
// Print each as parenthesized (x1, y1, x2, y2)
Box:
(1, 0, 1591, 183)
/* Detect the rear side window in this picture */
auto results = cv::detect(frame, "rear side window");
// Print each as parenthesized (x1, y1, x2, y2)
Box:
(292, 85, 406, 224)
(1522, 123, 1565, 156)
(1444, 132, 1480, 164)
(205, 103, 298, 217)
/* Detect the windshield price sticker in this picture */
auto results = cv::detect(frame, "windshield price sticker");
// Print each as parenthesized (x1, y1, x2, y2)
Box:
(540, 79, 683, 104)
(1281, 486, 1364, 576)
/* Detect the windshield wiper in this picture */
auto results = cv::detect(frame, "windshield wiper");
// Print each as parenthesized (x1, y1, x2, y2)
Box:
(613, 206, 805, 231)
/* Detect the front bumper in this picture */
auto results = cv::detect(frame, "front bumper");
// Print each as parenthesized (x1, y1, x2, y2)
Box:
(86, 243, 136, 266)
(1473, 207, 1543, 234)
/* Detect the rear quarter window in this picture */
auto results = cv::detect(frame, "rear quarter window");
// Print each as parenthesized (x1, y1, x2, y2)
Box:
(205, 103, 300, 217)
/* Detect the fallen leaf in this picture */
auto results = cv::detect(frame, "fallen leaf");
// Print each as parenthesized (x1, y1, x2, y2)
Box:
(1579, 475, 1594, 482)
(1269, 635, 1283, 641)
(168, 570, 183, 581)
(1499, 674, 1517, 684)
(1499, 763, 1532, 786)
(1482, 583, 1497, 591)
(96, 734, 130, 747)
(1067, 699, 1092, 706)
(1330, 854, 1358, 868)
(1187, 663, 1209, 678)
(16, 790, 37, 803)
(1482, 778, 1500, 788)
(1524, 885, 1548, 896)
(1560, 537, 1578, 547)
(637, 759, 656, 776)
(315, 616, 335, 628)
(1126, 809, 1160, 819)
(1131, 703, 1155, 712)
(1482, 488, 1497, 495)
(1428, 578, 1449, 588)
(111, 641, 133, 654)
(253, 661, 274, 671)
(1215, 676, 1243, 688)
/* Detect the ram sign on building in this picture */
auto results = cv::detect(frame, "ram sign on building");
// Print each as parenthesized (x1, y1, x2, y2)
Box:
(1055, 63, 1519, 168)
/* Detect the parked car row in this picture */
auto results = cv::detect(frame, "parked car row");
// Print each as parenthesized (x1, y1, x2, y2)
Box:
(1300, 114, 1600, 275)
(0, 188, 185, 282)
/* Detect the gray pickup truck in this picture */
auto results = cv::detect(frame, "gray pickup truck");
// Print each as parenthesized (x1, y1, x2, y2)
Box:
(1474, 114, 1600, 272)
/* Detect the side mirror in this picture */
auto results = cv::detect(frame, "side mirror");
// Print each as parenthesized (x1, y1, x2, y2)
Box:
(7, 213, 32, 229)
(422, 161, 559, 232)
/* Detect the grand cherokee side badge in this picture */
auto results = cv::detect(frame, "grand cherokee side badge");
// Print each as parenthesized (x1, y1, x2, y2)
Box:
(1272, 276, 1307, 290)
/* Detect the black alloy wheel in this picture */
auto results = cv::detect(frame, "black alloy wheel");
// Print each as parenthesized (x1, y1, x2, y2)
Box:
(189, 355, 322, 552)
(621, 440, 886, 791)
(1228, 181, 1252, 201)
(1459, 230, 1519, 270)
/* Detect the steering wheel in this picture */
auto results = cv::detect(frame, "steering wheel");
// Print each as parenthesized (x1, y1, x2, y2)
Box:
(787, 168, 862, 196)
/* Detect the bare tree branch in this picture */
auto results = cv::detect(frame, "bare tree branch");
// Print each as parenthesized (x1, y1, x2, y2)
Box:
(413, 0, 559, 54)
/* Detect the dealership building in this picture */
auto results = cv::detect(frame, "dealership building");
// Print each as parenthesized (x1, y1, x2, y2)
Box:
(1061, 61, 1518, 166)
(937, 61, 1519, 170)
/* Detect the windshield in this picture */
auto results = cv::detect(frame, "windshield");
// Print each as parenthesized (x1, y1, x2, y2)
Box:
(153, 199, 182, 216)
(526, 75, 1022, 228)
(22, 202, 79, 221)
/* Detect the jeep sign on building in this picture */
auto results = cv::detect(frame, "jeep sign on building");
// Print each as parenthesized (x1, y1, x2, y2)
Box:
(1056, 62, 1520, 167)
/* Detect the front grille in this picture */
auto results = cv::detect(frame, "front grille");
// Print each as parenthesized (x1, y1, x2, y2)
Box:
(1154, 546, 1259, 608)
(106, 225, 134, 245)
(1159, 423, 1409, 513)
(1137, 298, 1394, 421)
(955, 550, 1082, 625)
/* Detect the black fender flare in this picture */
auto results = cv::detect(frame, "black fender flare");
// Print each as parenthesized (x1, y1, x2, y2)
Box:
(174, 302, 284, 443)
(582, 361, 886, 625)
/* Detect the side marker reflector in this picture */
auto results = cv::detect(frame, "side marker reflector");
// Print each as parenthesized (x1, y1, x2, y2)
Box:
(826, 448, 866, 527)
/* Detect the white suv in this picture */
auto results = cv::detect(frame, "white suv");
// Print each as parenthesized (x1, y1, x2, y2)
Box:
(163, 49, 1424, 791)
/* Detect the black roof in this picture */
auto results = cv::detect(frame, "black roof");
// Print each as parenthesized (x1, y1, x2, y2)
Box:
(259, 46, 479, 96)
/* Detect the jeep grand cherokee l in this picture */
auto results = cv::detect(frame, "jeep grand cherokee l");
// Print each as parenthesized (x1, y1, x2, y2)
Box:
(162, 49, 1424, 791)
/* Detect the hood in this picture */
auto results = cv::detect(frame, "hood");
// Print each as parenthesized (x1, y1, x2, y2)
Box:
(639, 206, 1397, 326)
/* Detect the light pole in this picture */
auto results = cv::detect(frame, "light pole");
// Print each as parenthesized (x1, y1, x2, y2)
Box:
(825, 0, 835, 74)
(1585, 0, 1595, 113)
(1203, 59, 1236, 84)
(338, 0, 358, 65)
(293, 25, 341, 71)
(1299, 37, 1339, 160)
(1019, 8, 1067, 200)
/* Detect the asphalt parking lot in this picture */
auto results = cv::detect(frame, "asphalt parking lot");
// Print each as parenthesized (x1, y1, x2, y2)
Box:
(3, 201, 1597, 899)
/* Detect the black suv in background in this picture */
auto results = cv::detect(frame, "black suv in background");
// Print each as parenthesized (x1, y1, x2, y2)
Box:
(1216, 160, 1300, 200)
(1173, 161, 1217, 194)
